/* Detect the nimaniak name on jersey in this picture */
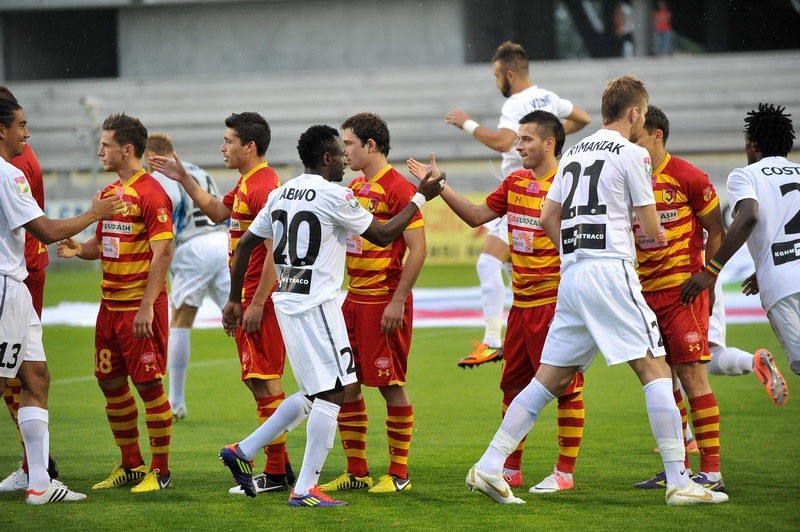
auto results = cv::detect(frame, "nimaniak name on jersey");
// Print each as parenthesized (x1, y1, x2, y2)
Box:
(564, 140, 625, 156)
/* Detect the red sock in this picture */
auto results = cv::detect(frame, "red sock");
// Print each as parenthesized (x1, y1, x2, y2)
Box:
(338, 398, 369, 477)
(673, 388, 691, 469)
(256, 393, 288, 476)
(556, 390, 585, 475)
(386, 404, 413, 479)
(138, 384, 172, 474)
(101, 383, 143, 468)
(689, 393, 721, 473)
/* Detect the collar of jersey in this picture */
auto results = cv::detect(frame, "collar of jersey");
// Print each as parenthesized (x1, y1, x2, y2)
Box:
(653, 152, 671, 177)
(119, 168, 147, 188)
(240, 161, 270, 182)
(367, 164, 392, 183)
(536, 167, 558, 181)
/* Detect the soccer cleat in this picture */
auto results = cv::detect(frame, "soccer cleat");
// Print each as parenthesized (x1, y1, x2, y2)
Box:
(369, 474, 411, 493)
(319, 470, 373, 492)
(26, 479, 87, 505)
(458, 341, 503, 368)
(654, 438, 699, 454)
(665, 481, 729, 505)
(131, 469, 172, 492)
(172, 404, 189, 421)
(229, 473, 289, 495)
(529, 468, 574, 493)
(634, 471, 667, 489)
(92, 464, 147, 490)
(690, 472, 726, 493)
(503, 470, 523, 488)
(754, 349, 789, 406)
(288, 485, 348, 507)
(219, 444, 256, 498)
(0, 465, 28, 492)
(466, 463, 525, 504)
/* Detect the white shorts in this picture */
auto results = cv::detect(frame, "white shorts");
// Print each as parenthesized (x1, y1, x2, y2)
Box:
(0, 276, 46, 379)
(707, 281, 726, 347)
(170, 231, 230, 310)
(541, 259, 666, 371)
(766, 292, 800, 374)
(275, 298, 358, 396)
(484, 215, 509, 245)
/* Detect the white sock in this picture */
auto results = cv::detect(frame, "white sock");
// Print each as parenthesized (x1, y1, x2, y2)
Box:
(167, 327, 191, 408)
(708, 344, 754, 375)
(293, 399, 340, 495)
(239, 392, 312, 460)
(477, 253, 504, 347)
(643, 378, 689, 489)
(18, 406, 50, 492)
(477, 378, 555, 476)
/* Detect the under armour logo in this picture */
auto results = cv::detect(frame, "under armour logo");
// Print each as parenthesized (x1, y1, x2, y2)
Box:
(377, 370, 390, 377)
(688, 344, 701, 352)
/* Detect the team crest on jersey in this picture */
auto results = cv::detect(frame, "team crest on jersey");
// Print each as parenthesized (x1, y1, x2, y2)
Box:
(644, 157, 652, 178)
(375, 357, 391, 369)
(526, 181, 541, 194)
(157, 208, 169, 223)
(345, 192, 360, 210)
(367, 197, 379, 212)
(141, 352, 156, 364)
(702, 186, 713, 201)
(662, 189, 676, 205)
(14, 176, 30, 195)
(684, 332, 701, 344)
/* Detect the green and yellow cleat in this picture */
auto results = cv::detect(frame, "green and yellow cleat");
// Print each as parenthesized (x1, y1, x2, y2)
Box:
(92, 464, 147, 490)
(319, 470, 372, 492)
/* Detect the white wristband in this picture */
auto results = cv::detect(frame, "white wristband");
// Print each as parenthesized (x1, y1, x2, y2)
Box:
(411, 192, 427, 209)
(462, 119, 479, 135)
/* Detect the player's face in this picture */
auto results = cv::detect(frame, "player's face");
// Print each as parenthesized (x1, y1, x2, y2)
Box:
(221, 128, 246, 170)
(342, 128, 367, 172)
(745, 137, 758, 165)
(328, 137, 347, 183)
(516, 123, 548, 170)
(628, 98, 649, 143)
(493, 61, 512, 98)
(97, 130, 127, 172)
(0, 108, 30, 158)
(634, 126, 657, 158)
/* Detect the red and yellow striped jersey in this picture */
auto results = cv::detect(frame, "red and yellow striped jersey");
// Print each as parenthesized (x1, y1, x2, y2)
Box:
(485, 168, 560, 308)
(95, 169, 174, 310)
(222, 162, 280, 303)
(345, 165, 423, 303)
(634, 153, 719, 292)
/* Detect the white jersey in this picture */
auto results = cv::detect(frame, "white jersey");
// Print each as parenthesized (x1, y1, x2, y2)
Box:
(498, 85, 574, 177)
(152, 162, 226, 247)
(0, 157, 45, 282)
(547, 128, 655, 269)
(727, 156, 800, 311)
(249, 173, 373, 315)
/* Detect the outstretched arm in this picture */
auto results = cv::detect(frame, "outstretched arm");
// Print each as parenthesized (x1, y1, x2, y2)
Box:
(149, 152, 231, 223)
(25, 191, 123, 245)
(445, 108, 517, 152)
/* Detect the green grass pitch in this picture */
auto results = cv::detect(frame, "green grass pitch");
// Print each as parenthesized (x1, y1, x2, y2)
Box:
(1, 266, 798, 530)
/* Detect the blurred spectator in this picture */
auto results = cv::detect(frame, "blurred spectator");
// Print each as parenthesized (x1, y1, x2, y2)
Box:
(653, 1, 673, 56)
(614, 1, 635, 58)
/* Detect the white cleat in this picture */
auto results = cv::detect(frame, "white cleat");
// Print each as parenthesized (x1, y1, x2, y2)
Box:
(466, 464, 525, 504)
(0, 465, 28, 492)
(26, 479, 87, 505)
(172, 405, 188, 421)
(529, 468, 574, 493)
(665, 481, 729, 506)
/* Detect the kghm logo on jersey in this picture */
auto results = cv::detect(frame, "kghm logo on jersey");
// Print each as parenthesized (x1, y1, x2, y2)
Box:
(771, 239, 800, 265)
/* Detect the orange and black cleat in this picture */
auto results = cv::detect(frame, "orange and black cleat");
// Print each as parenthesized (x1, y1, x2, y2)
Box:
(458, 341, 503, 368)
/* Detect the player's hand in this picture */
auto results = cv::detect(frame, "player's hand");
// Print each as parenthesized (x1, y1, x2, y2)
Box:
(222, 301, 242, 337)
(445, 108, 470, 128)
(133, 304, 155, 339)
(417, 169, 446, 201)
(742, 272, 759, 296)
(57, 238, 80, 259)
(242, 302, 264, 334)
(680, 270, 715, 305)
(407, 152, 442, 182)
(149, 151, 190, 183)
(380, 299, 404, 334)
(91, 190, 125, 220)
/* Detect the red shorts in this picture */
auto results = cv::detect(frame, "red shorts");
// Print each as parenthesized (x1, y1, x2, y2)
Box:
(644, 286, 710, 365)
(235, 299, 285, 381)
(23, 269, 46, 319)
(342, 296, 413, 387)
(95, 298, 168, 383)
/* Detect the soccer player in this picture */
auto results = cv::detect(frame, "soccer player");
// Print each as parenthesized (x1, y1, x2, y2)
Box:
(149, 112, 293, 493)
(57, 113, 175, 493)
(0, 98, 121, 504)
(0, 86, 58, 493)
(631, 105, 727, 492)
(145, 133, 230, 420)
(464, 75, 727, 506)
(408, 110, 585, 493)
(218, 124, 443, 507)
(317, 113, 425, 495)
(682, 103, 800, 376)
(445, 41, 590, 367)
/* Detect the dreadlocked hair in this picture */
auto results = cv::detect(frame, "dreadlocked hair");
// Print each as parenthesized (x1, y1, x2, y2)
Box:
(744, 103, 795, 157)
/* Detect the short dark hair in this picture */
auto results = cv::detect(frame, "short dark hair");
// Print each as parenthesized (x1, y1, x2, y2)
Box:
(519, 110, 566, 157)
(146, 133, 174, 156)
(0, 98, 22, 128)
(224, 112, 271, 157)
(340, 112, 391, 156)
(744, 103, 795, 158)
(102, 113, 148, 158)
(297, 124, 341, 168)
(601, 75, 648, 124)
(643, 104, 670, 145)
(492, 41, 529, 77)
(0, 86, 18, 105)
